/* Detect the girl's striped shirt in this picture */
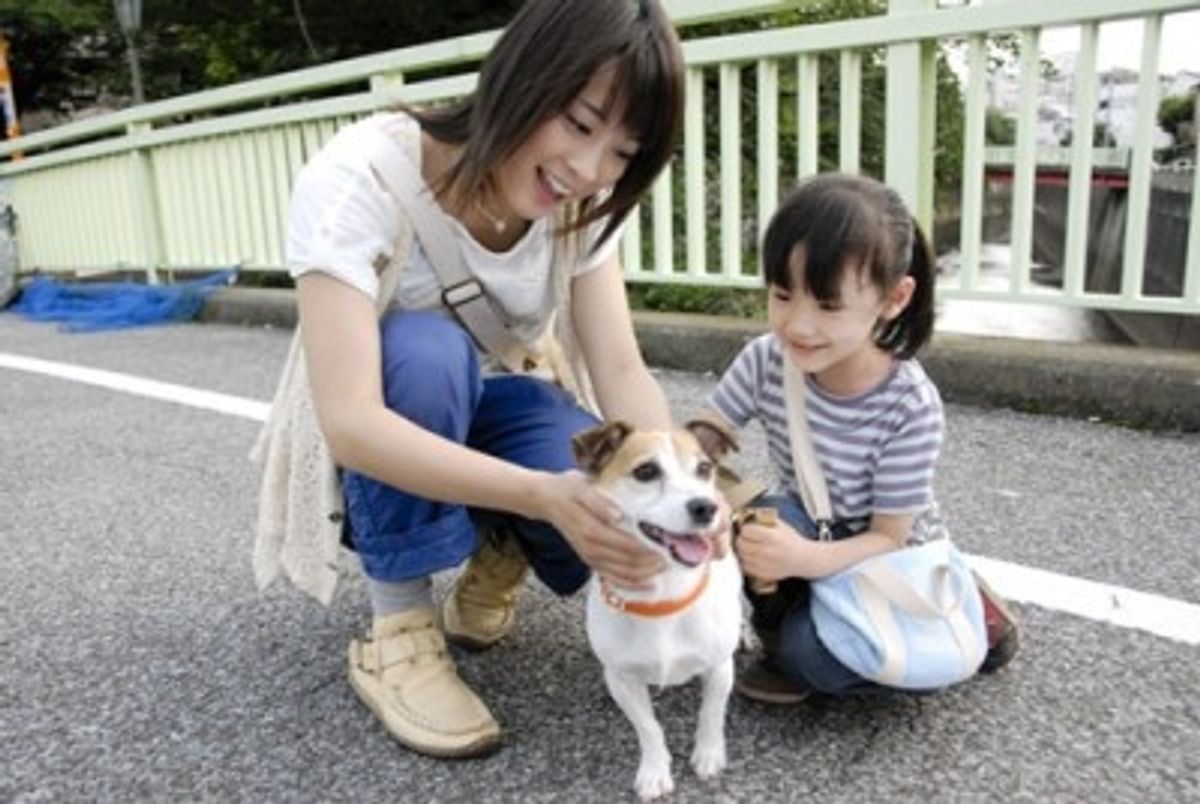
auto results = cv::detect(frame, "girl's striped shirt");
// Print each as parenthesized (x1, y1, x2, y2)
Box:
(709, 333, 944, 535)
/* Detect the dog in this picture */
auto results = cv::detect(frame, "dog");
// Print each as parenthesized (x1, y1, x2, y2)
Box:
(573, 419, 741, 801)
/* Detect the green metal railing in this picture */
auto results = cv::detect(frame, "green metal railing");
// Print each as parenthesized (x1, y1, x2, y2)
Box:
(2, 0, 1198, 316)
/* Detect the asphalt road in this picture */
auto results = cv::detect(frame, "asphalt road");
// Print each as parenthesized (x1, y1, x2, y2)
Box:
(2, 314, 1198, 803)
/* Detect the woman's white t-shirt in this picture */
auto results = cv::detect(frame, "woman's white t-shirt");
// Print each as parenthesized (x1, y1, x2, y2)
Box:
(285, 112, 621, 346)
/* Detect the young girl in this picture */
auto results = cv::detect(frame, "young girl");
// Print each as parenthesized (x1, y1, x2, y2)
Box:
(253, 0, 686, 757)
(702, 173, 1018, 701)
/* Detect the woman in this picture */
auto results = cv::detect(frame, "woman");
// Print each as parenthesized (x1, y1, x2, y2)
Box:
(253, 0, 687, 758)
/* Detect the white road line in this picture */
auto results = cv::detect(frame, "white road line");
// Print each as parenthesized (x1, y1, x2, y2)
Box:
(969, 555, 1200, 646)
(4, 351, 1199, 647)
(0, 352, 269, 422)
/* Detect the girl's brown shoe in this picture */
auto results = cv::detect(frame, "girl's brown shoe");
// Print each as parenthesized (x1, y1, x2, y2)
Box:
(735, 658, 812, 705)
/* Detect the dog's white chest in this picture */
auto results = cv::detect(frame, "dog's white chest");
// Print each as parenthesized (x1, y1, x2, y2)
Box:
(586, 556, 742, 687)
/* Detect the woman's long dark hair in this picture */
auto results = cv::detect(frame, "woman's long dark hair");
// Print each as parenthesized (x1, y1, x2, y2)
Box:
(762, 173, 936, 359)
(411, 0, 684, 252)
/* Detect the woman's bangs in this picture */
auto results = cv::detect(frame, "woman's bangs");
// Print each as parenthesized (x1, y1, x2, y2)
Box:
(612, 40, 677, 153)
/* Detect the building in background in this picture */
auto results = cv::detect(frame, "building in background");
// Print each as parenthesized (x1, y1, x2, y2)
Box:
(985, 48, 1198, 150)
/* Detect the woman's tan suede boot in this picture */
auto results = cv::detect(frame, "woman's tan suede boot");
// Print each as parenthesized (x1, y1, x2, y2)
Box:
(347, 607, 500, 758)
(441, 530, 529, 651)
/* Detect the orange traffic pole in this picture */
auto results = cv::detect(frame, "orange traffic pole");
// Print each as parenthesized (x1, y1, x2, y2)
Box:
(0, 34, 23, 159)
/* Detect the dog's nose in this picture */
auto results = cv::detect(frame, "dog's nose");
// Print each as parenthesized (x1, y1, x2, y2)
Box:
(687, 498, 717, 527)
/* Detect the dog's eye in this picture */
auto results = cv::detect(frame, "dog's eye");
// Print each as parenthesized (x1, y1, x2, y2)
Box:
(632, 461, 661, 482)
(695, 460, 714, 480)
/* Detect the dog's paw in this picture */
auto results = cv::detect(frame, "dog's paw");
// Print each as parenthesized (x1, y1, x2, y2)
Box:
(690, 741, 727, 780)
(634, 762, 674, 801)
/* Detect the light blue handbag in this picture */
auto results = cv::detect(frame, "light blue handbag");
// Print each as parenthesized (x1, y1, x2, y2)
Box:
(809, 538, 986, 689)
(781, 361, 987, 690)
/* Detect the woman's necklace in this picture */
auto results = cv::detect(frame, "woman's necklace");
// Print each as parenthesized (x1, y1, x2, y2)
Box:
(476, 197, 509, 234)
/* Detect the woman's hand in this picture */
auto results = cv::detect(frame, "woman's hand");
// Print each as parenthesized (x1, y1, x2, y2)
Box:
(734, 519, 813, 583)
(536, 470, 665, 588)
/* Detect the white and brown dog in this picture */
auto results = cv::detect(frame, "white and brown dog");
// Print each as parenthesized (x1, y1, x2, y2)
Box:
(573, 419, 741, 801)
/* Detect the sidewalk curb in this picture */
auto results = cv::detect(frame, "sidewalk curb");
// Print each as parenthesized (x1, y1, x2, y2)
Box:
(201, 287, 1200, 432)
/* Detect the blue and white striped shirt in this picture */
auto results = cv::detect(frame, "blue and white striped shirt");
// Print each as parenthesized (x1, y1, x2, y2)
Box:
(709, 333, 944, 532)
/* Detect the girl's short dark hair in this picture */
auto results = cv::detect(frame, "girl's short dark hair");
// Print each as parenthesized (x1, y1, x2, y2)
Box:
(762, 173, 936, 359)
(412, 0, 684, 252)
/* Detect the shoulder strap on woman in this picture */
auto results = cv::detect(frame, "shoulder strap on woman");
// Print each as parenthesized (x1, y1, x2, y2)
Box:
(363, 128, 530, 373)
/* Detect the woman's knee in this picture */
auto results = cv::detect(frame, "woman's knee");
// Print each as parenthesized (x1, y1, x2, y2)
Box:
(512, 518, 590, 596)
(469, 375, 599, 472)
(378, 312, 481, 430)
(538, 402, 601, 472)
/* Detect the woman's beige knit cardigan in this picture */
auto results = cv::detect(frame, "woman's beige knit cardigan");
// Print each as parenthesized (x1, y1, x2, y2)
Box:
(250, 121, 594, 606)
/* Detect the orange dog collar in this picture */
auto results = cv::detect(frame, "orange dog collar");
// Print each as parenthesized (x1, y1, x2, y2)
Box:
(599, 565, 711, 617)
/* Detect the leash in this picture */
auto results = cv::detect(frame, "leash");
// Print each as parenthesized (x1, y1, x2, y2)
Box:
(731, 507, 780, 594)
(599, 565, 711, 617)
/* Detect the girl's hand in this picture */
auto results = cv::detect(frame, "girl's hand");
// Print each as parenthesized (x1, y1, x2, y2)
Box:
(536, 470, 665, 589)
(734, 519, 813, 582)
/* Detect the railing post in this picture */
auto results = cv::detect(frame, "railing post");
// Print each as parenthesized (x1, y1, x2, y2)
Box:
(719, 63, 742, 279)
(684, 67, 706, 277)
(369, 71, 405, 100)
(127, 122, 163, 283)
(885, 0, 936, 233)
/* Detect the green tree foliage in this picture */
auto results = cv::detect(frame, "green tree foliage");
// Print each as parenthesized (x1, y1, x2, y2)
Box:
(0, 0, 119, 115)
(1158, 93, 1195, 143)
(0, 0, 523, 116)
(985, 109, 1016, 145)
(139, 0, 523, 98)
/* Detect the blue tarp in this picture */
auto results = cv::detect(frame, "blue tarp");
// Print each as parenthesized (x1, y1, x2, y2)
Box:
(6, 269, 237, 332)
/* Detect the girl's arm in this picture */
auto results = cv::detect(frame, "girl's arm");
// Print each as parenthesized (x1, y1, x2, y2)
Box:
(736, 511, 914, 581)
(296, 271, 663, 586)
(570, 252, 672, 430)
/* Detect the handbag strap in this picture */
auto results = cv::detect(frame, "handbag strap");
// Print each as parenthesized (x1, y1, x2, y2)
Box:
(857, 559, 962, 618)
(365, 129, 531, 373)
(781, 358, 835, 541)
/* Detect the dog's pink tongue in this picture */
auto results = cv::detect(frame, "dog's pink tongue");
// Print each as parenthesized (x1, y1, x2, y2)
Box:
(668, 534, 712, 566)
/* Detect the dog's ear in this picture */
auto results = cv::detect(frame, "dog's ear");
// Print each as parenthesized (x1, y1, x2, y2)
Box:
(572, 421, 634, 475)
(685, 416, 739, 461)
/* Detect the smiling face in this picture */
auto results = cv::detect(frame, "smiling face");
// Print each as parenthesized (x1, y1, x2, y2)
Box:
(768, 246, 914, 396)
(487, 63, 640, 223)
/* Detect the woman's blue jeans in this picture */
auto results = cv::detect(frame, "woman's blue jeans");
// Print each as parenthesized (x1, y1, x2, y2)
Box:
(340, 311, 597, 595)
(748, 493, 880, 696)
